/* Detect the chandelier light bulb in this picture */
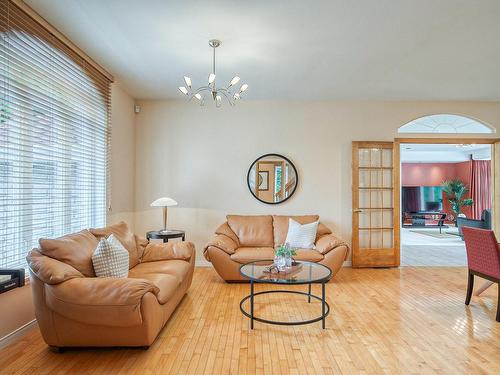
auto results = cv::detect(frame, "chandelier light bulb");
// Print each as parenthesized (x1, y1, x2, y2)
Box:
(194, 93, 202, 100)
(240, 83, 248, 93)
(233, 93, 240, 100)
(184, 76, 192, 88)
(178, 86, 188, 95)
(229, 76, 240, 86)
(208, 73, 216, 84)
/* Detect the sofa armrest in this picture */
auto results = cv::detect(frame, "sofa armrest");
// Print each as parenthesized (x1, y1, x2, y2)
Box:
(315, 234, 349, 256)
(204, 235, 238, 261)
(141, 241, 195, 263)
(27, 249, 83, 285)
(45, 277, 160, 327)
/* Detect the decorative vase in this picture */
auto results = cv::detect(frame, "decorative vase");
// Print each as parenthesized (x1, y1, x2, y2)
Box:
(274, 255, 286, 271)
(285, 255, 292, 269)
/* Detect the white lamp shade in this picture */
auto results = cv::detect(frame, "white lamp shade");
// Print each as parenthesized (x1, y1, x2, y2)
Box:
(229, 76, 240, 86)
(150, 197, 178, 207)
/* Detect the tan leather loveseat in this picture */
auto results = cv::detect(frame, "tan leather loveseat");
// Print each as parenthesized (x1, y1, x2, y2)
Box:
(26, 222, 195, 349)
(204, 215, 349, 282)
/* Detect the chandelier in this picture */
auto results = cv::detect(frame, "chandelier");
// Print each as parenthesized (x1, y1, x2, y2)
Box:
(178, 39, 248, 107)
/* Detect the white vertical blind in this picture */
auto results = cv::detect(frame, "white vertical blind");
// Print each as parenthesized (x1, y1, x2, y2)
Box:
(0, 0, 111, 269)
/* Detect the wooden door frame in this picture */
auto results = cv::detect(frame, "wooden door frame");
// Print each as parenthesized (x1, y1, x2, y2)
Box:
(352, 141, 398, 267)
(394, 137, 500, 253)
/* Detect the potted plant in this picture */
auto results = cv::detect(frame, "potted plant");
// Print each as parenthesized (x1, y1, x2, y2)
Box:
(442, 179, 473, 224)
(274, 243, 297, 271)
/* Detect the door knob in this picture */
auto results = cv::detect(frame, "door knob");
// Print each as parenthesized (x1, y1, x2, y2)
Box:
(353, 209, 362, 213)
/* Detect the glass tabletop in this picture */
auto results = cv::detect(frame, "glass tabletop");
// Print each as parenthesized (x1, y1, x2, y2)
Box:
(239, 260, 332, 284)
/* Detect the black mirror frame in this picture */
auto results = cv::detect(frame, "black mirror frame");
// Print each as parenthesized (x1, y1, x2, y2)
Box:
(246, 153, 298, 205)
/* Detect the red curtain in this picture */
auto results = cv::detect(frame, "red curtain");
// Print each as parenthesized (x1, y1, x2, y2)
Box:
(469, 160, 491, 220)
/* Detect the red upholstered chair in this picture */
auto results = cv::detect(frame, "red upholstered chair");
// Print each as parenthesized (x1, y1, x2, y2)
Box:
(462, 227, 500, 322)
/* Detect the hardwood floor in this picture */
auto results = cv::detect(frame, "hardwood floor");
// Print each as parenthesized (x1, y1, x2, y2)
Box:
(0, 267, 499, 374)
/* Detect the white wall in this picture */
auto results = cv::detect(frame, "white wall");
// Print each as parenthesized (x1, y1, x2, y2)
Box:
(107, 83, 137, 230)
(134, 100, 500, 264)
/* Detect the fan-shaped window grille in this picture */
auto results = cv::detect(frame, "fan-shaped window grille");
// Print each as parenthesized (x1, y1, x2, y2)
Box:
(398, 114, 494, 134)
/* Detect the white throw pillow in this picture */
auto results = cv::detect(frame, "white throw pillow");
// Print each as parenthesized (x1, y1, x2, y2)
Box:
(285, 219, 319, 249)
(92, 234, 129, 278)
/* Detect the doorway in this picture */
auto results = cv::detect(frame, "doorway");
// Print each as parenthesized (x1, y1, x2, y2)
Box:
(352, 138, 498, 268)
(399, 143, 492, 266)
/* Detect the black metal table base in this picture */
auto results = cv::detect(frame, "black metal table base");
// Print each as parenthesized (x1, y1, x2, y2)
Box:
(239, 282, 329, 329)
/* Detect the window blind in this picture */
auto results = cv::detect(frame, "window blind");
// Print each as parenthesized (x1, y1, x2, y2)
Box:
(0, 0, 112, 270)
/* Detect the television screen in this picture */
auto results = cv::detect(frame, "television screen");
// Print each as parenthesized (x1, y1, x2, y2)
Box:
(402, 186, 443, 213)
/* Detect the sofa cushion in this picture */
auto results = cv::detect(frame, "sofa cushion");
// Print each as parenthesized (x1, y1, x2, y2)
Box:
(227, 215, 273, 247)
(293, 249, 324, 262)
(316, 223, 333, 240)
(215, 222, 240, 246)
(229, 247, 324, 264)
(27, 249, 84, 284)
(92, 235, 129, 278)
(272, 215, 319, 247)
(39, 229, 98, 277)
(285, 219, 319, 249)
(230, 247, 275, 264)
(129, 273, 180, 304)
(90, 222, 141, 268)
(129, 260, 191, 281)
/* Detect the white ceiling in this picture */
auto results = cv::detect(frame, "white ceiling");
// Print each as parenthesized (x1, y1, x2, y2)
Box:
(401, 143, 491, 163)
(26, 0, 500, 101)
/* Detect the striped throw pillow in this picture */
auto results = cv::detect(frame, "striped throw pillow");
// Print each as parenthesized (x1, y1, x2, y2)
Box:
(285, 218, 319, 249)
(92, 234, 129, 278)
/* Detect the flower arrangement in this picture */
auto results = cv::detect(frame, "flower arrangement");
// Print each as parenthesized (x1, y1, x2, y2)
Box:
(275, 243, 297, 258)
(274, 243, 297, 271)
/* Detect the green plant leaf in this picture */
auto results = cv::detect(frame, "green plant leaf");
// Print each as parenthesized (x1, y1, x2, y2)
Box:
(462, 198, 474, 206)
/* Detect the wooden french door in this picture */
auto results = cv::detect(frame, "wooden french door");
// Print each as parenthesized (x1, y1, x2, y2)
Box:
(352, 142, 400, 267)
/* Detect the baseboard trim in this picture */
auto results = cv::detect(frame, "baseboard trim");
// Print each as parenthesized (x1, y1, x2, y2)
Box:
(0, 319, 37, 349)
(196, 259, 211, 267)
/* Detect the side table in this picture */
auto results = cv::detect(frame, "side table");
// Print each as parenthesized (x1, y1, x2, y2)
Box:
(146, 230, 185, 243)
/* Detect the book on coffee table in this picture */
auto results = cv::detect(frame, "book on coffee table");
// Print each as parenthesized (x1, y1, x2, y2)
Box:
(262, 262, 303, 276)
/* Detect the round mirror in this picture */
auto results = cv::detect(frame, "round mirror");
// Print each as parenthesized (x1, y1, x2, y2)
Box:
(247, 154, 298, 204)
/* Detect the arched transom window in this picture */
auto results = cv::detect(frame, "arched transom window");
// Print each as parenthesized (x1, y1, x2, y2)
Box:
(398, 114, 494, 134)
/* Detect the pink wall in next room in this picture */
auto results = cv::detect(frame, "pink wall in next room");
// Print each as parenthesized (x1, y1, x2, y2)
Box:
(401, 162, 472, 219)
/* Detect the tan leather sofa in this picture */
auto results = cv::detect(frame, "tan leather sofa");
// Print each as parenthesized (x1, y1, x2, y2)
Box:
(204, 215, 349, 282)
(26, 222, 195, 349)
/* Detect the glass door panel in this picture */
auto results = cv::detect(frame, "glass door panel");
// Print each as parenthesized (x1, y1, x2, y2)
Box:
(352, 142, 399, 267)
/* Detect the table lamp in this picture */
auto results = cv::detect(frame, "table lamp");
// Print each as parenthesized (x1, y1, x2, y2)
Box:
(150, 197, 178, 233)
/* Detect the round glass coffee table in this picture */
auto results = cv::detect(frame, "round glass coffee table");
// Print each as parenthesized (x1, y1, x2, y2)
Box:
(239, 260, 332, 329)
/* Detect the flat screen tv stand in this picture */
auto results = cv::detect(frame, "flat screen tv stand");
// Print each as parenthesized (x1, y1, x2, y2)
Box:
(403, 211, 448, 233)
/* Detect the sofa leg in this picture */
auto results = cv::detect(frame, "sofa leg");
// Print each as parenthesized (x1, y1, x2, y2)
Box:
(465, 270, 474, 306)
(49, 346, 65, 353)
